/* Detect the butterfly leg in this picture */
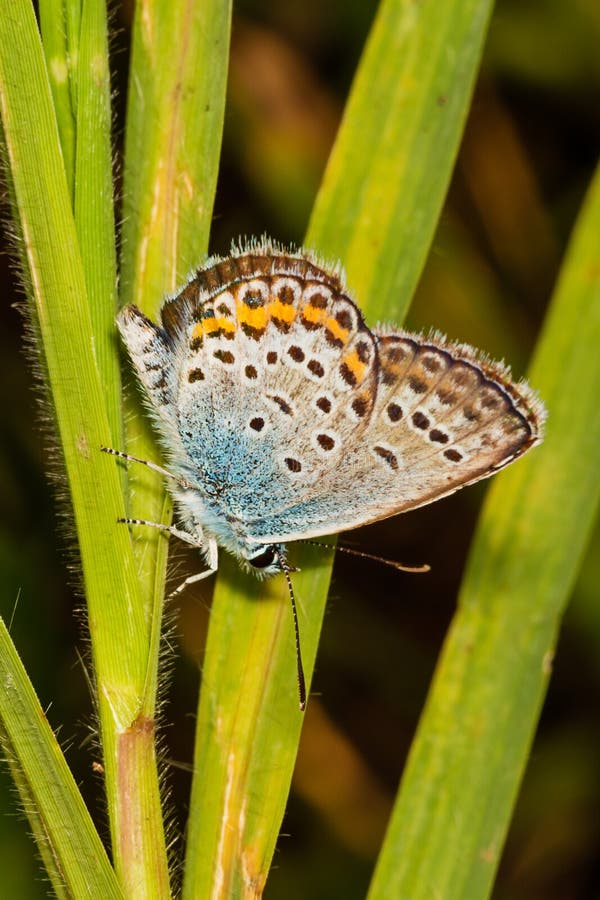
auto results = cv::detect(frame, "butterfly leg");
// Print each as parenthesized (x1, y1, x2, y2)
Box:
(170, 539, 219, 597)
(118, 517, 205, 548)
(101, 445, 193, 489)
(119, 517, 219, 596)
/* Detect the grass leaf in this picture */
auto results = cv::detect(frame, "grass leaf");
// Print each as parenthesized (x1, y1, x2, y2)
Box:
(368, 162, 600, 899)
(0, 617, 122, 898)
(0, 0, 167, 892)
(118, 0, 233, 702)
(183, 0, 495, 893)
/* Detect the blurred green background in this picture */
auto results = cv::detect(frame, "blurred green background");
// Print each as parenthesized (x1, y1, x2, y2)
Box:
(1, 0, 598, 897)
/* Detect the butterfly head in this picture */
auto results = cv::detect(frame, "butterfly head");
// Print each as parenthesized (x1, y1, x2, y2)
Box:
(242, 542, 290, 577)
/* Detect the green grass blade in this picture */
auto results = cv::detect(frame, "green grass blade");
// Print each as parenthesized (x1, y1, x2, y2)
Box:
(74, 0, 121, 444)
(183, 0, 494, 894)
(0, 1, 149, 706)
(114, 1, 232, 891)
(0, 1, 168, 894)
(367, 163, 600, 898)
(71, 0, 168, 891)
(182, 553, 336, 899)
(39, 0, 121, 442)
(118, 0, 232, 711)
(121, 0, 232, 310)
(309, 0, 494, 320)
(0, 617, 122, 899)
(38, 0, 75, 198)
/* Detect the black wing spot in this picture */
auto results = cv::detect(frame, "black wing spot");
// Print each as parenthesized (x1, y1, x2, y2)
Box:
(374, 445, 399, 470)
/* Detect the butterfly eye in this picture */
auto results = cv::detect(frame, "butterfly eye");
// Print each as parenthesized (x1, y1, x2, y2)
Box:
(249, 547, 277, 569)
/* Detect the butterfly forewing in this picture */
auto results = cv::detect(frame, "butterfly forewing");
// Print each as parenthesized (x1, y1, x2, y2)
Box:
(151, 257, 380, 516)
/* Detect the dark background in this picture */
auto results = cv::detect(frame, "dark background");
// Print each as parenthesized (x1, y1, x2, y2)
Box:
(1, 1, 599, 897)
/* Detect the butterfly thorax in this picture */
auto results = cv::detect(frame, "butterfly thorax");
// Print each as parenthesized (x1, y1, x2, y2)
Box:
(170, 477, 288, 575)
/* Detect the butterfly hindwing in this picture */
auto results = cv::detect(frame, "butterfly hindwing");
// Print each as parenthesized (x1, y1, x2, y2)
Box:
(243, 330, 543, 543)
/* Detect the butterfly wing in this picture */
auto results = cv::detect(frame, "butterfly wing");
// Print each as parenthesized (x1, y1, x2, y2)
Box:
(242, 329, 545, 544)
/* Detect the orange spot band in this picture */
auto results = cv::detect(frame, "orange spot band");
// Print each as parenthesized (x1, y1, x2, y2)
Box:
(268, 299, 297, 323)
(302, 304, 325, 325)
(238, 304, 268, 329)
(325, 317, 350, 344)
(192, 317, 236, 341)
(342, 348, 367, 381)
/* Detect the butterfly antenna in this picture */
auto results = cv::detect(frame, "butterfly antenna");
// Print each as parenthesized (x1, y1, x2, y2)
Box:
(276, 550, 306, 711)
(302, 540, 430, 574)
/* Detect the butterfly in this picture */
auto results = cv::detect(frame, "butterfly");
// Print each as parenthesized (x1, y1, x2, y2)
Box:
(104, 241, 545, 707)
